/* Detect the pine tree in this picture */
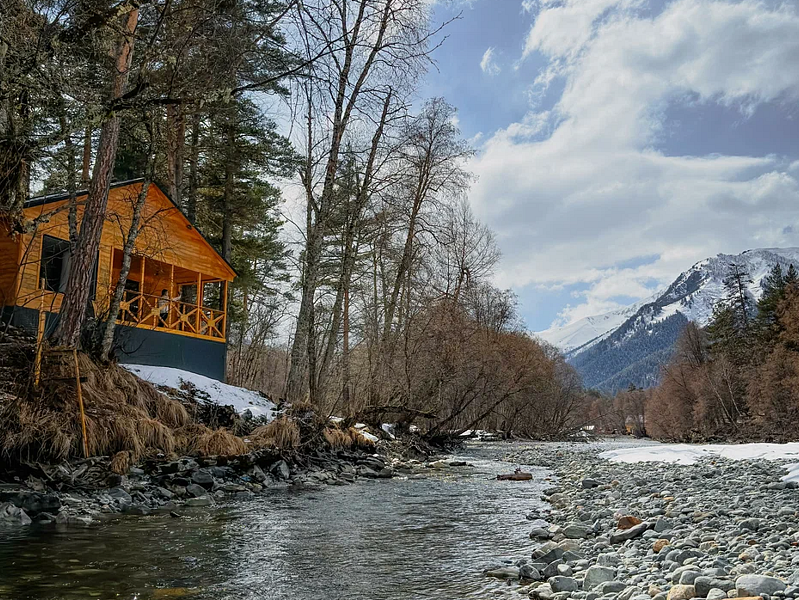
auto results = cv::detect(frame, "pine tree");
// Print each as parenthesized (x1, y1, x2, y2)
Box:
(754, 263, 787, 344)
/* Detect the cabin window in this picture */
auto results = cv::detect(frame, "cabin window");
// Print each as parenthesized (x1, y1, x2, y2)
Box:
(39, 235, 71, 293)
(39, 235, 98, 297)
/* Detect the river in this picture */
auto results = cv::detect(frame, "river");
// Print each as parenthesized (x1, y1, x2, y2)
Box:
(0, 442, 550, 600)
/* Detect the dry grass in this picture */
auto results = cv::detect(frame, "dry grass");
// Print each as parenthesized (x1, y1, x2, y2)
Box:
(347, 427, 375, 448)
(249, 416, 301, 450)
(173, 423, 213, 455)
(0, 351, 191, 464)
(195, 428, 247, 457)
(323, 427, 353, 449)
(110, 450, 131, 475)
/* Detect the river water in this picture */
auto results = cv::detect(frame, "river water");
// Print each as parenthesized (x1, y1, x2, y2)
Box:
(0, 442, 550, 600)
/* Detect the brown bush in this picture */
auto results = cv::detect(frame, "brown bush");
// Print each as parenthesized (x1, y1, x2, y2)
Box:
(250, 416, 301, 450)
(195, 428, 248, 457)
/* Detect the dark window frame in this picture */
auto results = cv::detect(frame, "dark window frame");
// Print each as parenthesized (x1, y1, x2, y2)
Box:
(39, 235, 98, 298)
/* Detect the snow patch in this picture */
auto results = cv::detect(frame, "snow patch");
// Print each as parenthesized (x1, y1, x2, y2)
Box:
(123, 364, 276, 420)
(601, 442, 799, 480)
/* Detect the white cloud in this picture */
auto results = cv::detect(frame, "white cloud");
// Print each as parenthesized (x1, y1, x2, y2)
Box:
(471, 0, 799, 328)
(480, 47, 501, 76)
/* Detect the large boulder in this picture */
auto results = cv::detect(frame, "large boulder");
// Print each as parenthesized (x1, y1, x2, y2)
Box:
(583, 566, 616, 590)
(533, 541, 565, 564)
(667, 585, 695, 600)
(0, 491, 61, 516)
(563, 523, 593, 539)
(0, 502, 32, 526)
(548, 576, 579, 592)
(736, 574, 786, 597)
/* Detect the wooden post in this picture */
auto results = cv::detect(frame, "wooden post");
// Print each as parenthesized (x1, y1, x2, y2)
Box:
(168, 264, 174, 328)
(138, 255, 145, 322)
(195, 272, 202, 333)
(221, 280, 228, 339)
(73, 349, 89, 458)
(33, 278, 46, 388)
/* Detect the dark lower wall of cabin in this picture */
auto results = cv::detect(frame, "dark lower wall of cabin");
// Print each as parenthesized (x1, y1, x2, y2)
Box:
(2, 306, 227, 382)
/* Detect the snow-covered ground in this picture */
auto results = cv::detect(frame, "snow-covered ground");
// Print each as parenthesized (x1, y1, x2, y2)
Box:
(123, 364, 276, 419)
(600, 441, 799, 481)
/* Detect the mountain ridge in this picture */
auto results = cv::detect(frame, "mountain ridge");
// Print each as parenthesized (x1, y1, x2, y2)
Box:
(536, 248, 799, 392)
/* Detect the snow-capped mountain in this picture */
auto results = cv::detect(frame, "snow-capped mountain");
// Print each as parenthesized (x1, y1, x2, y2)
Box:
(539, 248, 799, 393)
(536, 300, 648, 355)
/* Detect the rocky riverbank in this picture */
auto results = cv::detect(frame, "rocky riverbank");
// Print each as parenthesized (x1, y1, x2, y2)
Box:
(489, 440, 799, 600)
(0, 444, 439, 527)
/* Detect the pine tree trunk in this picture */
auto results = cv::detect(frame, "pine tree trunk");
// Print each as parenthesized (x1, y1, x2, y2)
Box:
(166, 104, 185, 205)
(53, 8, 138, 348)
(186, 111, 200, 224)
(81, 127, 92, 184)
(221, 124, 234, 262)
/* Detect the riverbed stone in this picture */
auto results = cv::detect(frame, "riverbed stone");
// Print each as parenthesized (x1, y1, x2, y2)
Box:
(584, 566, 616, 590)
(667, 585, 696, 600)
(564, 523, 593, 539)
(610, 522, 649, 544)
(0, 502, 31, 526)
(549, 576, 579, 592)
(736, 575, 786, 597)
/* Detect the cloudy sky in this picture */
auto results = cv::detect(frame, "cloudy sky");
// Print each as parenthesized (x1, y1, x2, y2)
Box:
(419, 0, 799, 333)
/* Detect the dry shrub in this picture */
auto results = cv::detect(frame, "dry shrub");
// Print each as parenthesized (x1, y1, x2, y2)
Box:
(110, 450, 131, 475)
(250, 416, 301, 450)
(173, 423, 213, 455)
(347, 427, 375, 448)
(323, 427, 353, 449)
(195, 428, 247, 457)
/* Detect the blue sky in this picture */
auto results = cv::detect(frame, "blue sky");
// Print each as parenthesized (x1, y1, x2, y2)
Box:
(417, 0, 799, 333)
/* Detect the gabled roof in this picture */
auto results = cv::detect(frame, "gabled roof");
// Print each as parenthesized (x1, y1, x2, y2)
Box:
(27, 179, 238, 277)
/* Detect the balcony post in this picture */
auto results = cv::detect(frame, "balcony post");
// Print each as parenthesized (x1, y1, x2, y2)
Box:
(168, 264, 174, 328)
(196, 272, 202, 333)
(221, 280, 228, 339)
(138, 255, 145, 322)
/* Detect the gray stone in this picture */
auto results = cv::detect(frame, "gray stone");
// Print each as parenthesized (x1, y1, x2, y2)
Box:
(191, 469, 215, 488)
(0, 502, 31, 526)
(610, 522, 649, 544)
(521, 565, 542, 581)
(0, 491, 61, 515)
(707, 590, 726, 600)
(184, 496, 213, 507)
(678, 571, 700, 585)
(185, 484, 207, 498)
(564, 523, 593, 539)
(534, 542, 565, 564)
(108, 487, 132, 505)
(736, 574, 786, 597)
(582, 478, 601, 489)
(548, 576, 579, 593)
(583, 566, 616, 590)
(531, 527, 552, 539)
(484, 566, 520, 579)
(271, 460, 291, 480)
(596, 553, 622, 567)
(596, 581, 627, 594)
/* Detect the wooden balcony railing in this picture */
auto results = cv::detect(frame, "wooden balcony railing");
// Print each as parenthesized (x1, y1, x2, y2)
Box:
(116, 289, 226, 341)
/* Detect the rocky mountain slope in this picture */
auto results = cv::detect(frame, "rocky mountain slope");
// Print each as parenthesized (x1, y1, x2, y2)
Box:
(536, 248, 799, 393)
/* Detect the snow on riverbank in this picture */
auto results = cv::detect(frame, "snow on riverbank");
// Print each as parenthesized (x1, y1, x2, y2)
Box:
(600, 441, 799, 481)
(123, 365, 276, 419)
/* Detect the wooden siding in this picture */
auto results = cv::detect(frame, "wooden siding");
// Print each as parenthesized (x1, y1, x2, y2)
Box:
(0, 221, 20, 306)
(11, 183, 234, 312)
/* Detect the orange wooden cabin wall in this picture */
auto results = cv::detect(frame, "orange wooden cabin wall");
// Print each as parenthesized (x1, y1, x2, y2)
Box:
(5, 183, 234, 313)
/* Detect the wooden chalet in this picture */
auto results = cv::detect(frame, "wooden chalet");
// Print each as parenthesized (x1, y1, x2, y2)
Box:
(0, 179, 236, 381)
